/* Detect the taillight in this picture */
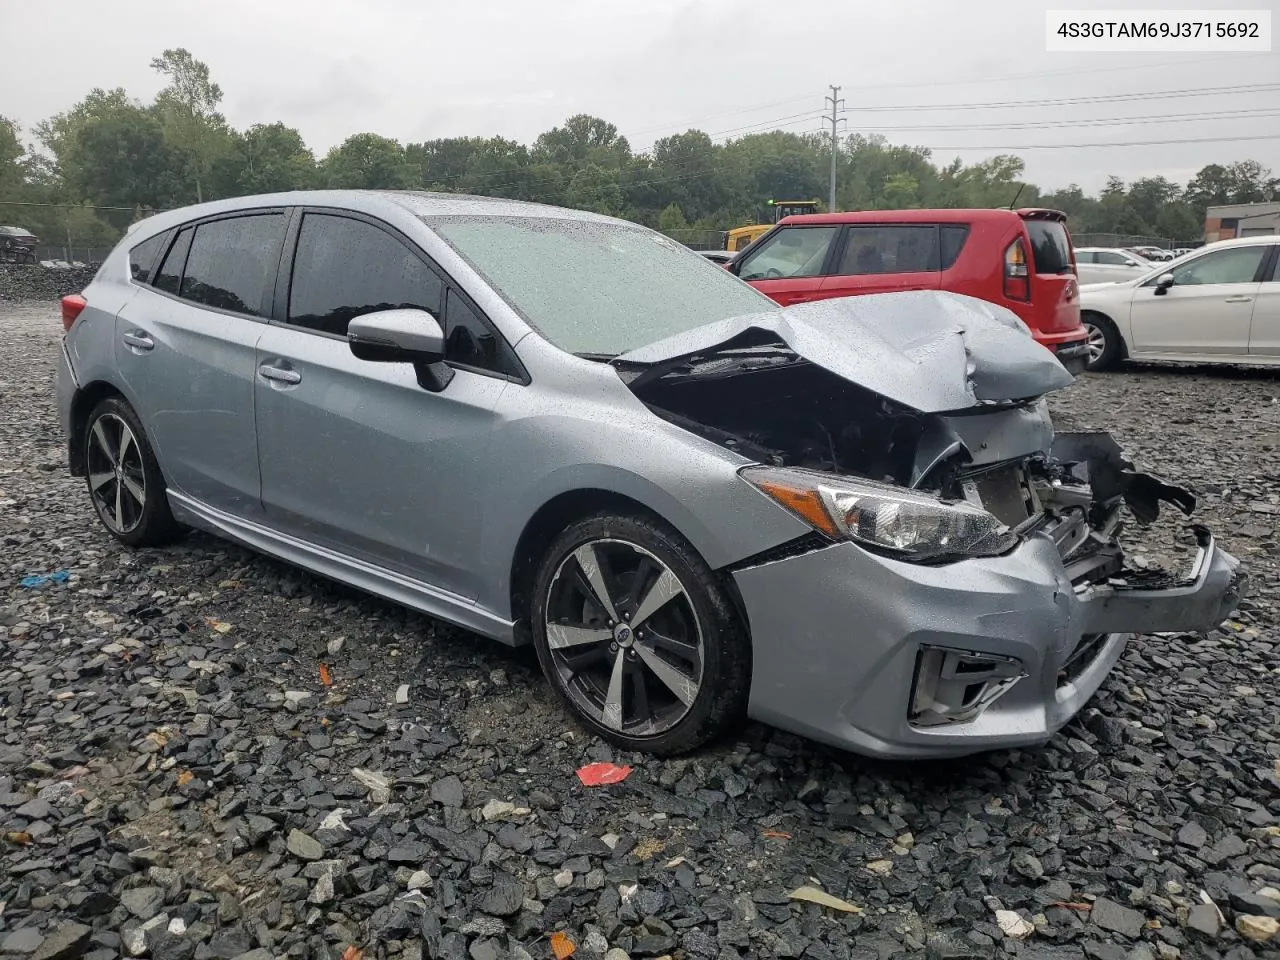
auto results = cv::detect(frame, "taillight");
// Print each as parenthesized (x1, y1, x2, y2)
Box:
(1003, 239, 1030, 302)
(61, 294, 87, 331)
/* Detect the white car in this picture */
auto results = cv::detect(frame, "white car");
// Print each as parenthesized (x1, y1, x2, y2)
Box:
(1078, 236, 1280, 370)
(1073, 247, 1153, 285)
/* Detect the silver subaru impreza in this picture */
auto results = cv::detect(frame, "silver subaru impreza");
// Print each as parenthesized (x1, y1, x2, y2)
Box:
(55, 191, 1245, 758)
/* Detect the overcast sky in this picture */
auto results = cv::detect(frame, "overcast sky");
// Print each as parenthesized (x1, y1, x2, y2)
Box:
(2, 0, 1277, 193)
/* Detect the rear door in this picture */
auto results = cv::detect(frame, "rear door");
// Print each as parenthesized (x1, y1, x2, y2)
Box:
(116, 212, 286, 516)
(1128, 244, 1268, 357)
(819, 223, 944, 299)
(735, 225, 838, 305)
(1246, 243, 1280, 357)
(254, 209, 515, 600)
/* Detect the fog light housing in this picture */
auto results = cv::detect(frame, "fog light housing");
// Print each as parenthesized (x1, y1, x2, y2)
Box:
(910, 646, 1026, 727)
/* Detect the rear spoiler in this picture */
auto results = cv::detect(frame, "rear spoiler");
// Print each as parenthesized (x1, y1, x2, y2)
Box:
(1017, 208, 1068, 222)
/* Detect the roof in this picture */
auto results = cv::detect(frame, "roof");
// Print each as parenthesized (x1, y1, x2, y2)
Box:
(1206, 201, 1280, 219)
(1194, 234, 1280, 250)
(125, 189, 624, 240)
(776, 208, 1062, 226)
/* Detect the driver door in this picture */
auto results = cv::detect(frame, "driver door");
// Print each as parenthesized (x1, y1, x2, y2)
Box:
(735, 225, 838, 306)
(1128, 245, 1267, 357)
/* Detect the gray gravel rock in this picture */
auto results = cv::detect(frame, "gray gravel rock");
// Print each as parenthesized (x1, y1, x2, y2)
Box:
(1, 927, 45, 954)
(29, 923, 93, 960)
(285, 828, 323, 861)
(118, 886, 166, 921)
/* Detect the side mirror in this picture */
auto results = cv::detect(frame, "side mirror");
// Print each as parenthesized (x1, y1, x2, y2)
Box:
(1153, 273, 1175, 295)
(348, 308, 454, 392)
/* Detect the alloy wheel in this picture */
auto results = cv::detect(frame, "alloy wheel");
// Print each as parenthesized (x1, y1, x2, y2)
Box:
(1084, 321, 1107, 365)
(544, 539, 704, 737)
(86, 413, 147, 534)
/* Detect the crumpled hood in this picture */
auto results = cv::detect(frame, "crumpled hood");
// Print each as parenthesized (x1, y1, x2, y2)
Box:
(615, 290, 1075, 413)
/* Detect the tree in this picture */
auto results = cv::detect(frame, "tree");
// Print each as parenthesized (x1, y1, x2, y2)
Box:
(215, 123, 316, 195)
(534, 115, 632, 171)
(150, 48, 231, 202)
(657, 202, 689, 237)
(562, 163, 624, 215)
(0, 117, 24, 194)
(69, 107, 187, 217)
(320, 134, 415, 189)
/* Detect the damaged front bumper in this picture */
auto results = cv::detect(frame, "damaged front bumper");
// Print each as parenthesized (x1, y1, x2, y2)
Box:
(734, 445, 1246, 759)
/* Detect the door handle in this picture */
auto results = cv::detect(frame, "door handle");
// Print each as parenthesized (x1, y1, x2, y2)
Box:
(258, 363, 302, 385)
(1224, 296, 1253, 303)
(122, 331, 154, 352)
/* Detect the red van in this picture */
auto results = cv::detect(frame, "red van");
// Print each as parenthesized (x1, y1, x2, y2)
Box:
(729, 208, 1089, 373)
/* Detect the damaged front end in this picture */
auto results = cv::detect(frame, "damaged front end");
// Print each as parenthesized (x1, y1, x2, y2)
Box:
(615, 292, 1246, 754)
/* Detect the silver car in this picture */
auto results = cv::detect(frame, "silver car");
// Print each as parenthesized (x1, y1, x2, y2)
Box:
(55, 191, 1246, 758)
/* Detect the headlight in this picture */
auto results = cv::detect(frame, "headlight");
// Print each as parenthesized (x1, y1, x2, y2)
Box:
(740, 466, 1017, 562)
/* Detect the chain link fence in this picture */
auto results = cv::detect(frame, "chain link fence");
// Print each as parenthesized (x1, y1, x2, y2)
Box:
(1072, 232, 1203, 251)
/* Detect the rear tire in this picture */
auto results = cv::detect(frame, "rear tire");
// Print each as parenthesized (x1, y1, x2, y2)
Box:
(83, 397, 184, 548)
(1083, 313, 1123, 372)
(530, 512, 751, 756)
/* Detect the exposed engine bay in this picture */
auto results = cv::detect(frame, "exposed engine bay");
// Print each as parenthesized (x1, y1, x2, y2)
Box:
(625, 348, 1212, 596)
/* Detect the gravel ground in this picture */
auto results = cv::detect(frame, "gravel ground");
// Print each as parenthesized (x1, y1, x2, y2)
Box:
(0, 267, 100, 303)
(2, 300, 1278, 960)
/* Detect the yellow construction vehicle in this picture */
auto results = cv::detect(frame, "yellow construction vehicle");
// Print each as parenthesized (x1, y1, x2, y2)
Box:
(723, 199, 820, 252)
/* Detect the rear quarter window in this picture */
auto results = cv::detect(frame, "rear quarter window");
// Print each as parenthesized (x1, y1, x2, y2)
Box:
(1024, 220, 1073, 275)
(128, 233, 166, 283)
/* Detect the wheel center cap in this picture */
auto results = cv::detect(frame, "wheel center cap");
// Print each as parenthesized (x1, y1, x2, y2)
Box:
(613, 624, 634, 647)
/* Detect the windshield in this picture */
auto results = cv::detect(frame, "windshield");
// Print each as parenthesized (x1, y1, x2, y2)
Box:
(427, 216, 774, 356)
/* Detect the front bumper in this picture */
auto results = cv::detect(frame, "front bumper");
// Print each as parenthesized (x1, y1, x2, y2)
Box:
(735, 528, 1244, 759)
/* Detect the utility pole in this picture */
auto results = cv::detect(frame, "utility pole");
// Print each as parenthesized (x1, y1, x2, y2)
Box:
(825, 85, 845, 212)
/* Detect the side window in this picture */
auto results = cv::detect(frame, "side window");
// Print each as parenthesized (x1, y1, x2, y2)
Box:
(1269, 248, 1280, 282)
(129, 233, 165, 283)
(153, 228, 193, 296)
(939, 225, 969, 270)
(1169, 247, 1267, 287)
(737, 227, 837, 280)
(836, 225, 939, 276)
(1097, 251, 1128, 265)
(180, 215, 285, 316)
(288, 213, 443, 337)
(445, 288, 517, 376)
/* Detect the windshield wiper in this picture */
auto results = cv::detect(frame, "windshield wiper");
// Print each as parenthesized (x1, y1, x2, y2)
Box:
(574, 351, 618, 362)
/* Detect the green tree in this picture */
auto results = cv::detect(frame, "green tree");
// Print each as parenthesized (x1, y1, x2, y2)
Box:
(562, 163, 624, 215)
(657, 202, 689, 237)
(320, 134, 415, 189)
(215, 122, 317, 195)
(150, 48, 231, 202)
(534, 115, 632, 172)
(0, 117, 24, 194)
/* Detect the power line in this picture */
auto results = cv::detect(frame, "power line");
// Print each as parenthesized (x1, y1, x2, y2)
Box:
(858, 106, 1280, 134)
(915, 132, 1280, 151)
(843, 82, 1280, 113)
(625, 53, 1276, 137)
(0, 199, 144, 211)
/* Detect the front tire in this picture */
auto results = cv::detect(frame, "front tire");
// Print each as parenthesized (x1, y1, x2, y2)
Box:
(530, 513, 750, 756)
(83, 397, 183, 547)
(1083, 313, 1123, 371)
